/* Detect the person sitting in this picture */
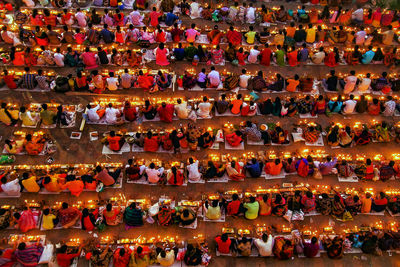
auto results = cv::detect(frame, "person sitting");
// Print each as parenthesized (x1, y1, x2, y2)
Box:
(81, 208, 97, 231)
(124, 202, 144, 227)
(157, 102, 174, 123)
(86, 104, 105, 123)
(143, 131, 159, 152)
(226, 161, 245, 181)
(40, 103, 56, 126)
(107, 131, 125, 152)
(102, 203, 121, 226)
(372, 192, 388, 212)
(264, 159, 283, 176)
(167, 166, 184, 186)
(301, 191, 316, 212)
(374, 121, 390, 142)
(60, 175, 84, 197)
(205, 200, 222, 220)
(56, 244, 83, 267)
(301, 236, 320, 258)
(237, 237, 252, 256)
(331, 194, 346, 220)
(207, 66, 220, 88)
(368, 98, 381, 115)
(345, 195, 362, 215)
(272, 194, 287, 217)
(327, 126, 339, 147)
(225, 130, 243, 147)
(105, 103, 124, 125)
(323, 236, 344, 259)
(24, 134, 46, 156)
(314, 95, 327, 114)
(319, 156, 338, 176)
(207, 25, 224, 45)
(273, 237, 293, 260)
(21, 172, 40, 193)
(187, 157, 201, 182)
(142, 100, 157, 120)
(271, 126, 289, 144)
(3, 139, 23, 155)
(14, 242, 44, 266)
(245, 158, 263, 178)
(354, 129, 372, 146)
(184, 244, 202, 266)
(58, 202, 81, 228)
(243, 196, 259, 220)
(303, 126, 320, 144)
(197, 96, 212, 118)
(203, 161, 225, 180)
(215, 233, 232, 255)
(379, 161, 396, 182)
(198, 131, 214, 149)
(156, 71, 172, 91)
(255, 232, 274, 257)
(227, 193, 242, 216)
(0, 103, 18, 126)
(82, 174, 97, 191)
(177, 207, 197, 226)
(136, 70, 155, 91)
(95, 165, 121, 187)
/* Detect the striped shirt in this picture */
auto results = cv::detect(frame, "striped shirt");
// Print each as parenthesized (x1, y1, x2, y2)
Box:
(22, 74, 37, 89)
(15, 244, 44, 265)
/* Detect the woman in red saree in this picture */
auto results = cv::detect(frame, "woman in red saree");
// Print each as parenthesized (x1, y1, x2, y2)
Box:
(287, 47, 298, 67)
(14, 208, 36, 232)
(226, 26, 242, 46)
(324, 47, 339, 67)
(225, 131, 243, 147)
(136, 70, 154, 90)
(226, 161, 245, 181)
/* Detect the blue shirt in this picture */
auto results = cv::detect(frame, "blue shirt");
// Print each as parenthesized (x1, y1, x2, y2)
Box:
(246, 162, 262, 177)
(100, 29, 114, 43)
(361, 50, 375, 64)
(165, 13, 178, 26)
(173, 48, 185, 61)
(299, 48, 309, 62)
(328, 100, 343, 113)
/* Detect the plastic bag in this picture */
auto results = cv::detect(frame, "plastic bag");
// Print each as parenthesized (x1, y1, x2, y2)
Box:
(291, 210, 304, 221)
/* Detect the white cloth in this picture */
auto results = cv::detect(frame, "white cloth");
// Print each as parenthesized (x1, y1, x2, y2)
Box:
(105, 107, 120, 124)
(23, 0, 35, 7)
(197, 102, 211, 118)
(254, 235, 274, 257)
(207, 70, 220, 87)
(146, 167, 164, 183)
(75, 12, 87, 27)
(357, 78, 371, 92)
(248, 49, 260, 64)
(354, 31, 366, 45)
(175, 103, 189, 119)
(187, 161, 201, 181)
(351, 8, 364, 21)
(1, 179, 21, 196)
(246, 7, 256, 23)
(124, 0, 135, 9)
(87, 105, 101, 122)
(54, 53, 65, 67)
(106, 77, 119, 91)
(343, 99, 357, 114)
(239, 74, 250, 88)
(190, 2, 201, 18)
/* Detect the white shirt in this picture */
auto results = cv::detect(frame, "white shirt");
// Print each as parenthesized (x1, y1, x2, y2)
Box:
(124, 0, 135, 9)
(207, 70, 220, 87)
(75, 12, 87, 27)
(54, 53, 65, 67)
(197, 102, 211, 118)
(146, 168, 160, 183)
(105, 107, 120, 124)
(106, 77, 119, 91)
(352, 8, 364, 21)
(187, 161, 201, 181)
(343, 99, 357, 114)
(355, 31, 366, 45)
(190, 2, 201, 18)
(175, 103, 189, 119)
(1, 179, 21, 196)
(254, 235, 274, 257)
(248, 49, 260, 64)
(246, 7, 256, 23)
(87, 105, 101, 122)
(239, 74, 251, 88)
(357, 78, 371, 92)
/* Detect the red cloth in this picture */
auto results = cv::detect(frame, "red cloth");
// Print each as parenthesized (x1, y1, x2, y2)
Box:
(137, 75, 154, 90)
(144, 136, 159, 152)
(287, 51, 298, 66)
(124, 107, 137, 121)
(12, 52, 25, 66)
(57, 253, 80, 267)
(113, 248, 132, 267)
(227, 200, 241, 215)
(171, 28, 183, 42)
(4, 75, 17, 89)
(324, 52, 337, 67)
(82, 52, 98, 69)
(260, 48, 272, 66)
(155, 31, 166, 43)
(226, 30, 242, 46)
(0, 248, 15, 267)
(215, 236, 231, 254)
(225, 133, 242, 147)
(374, 198, 388, 205)
(107, 136, 122, 151)
(167, 171, 184, 185)
(157, 104, 174, 123)
(149, 11, 162, 27)
(44, 15, 57, 26)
